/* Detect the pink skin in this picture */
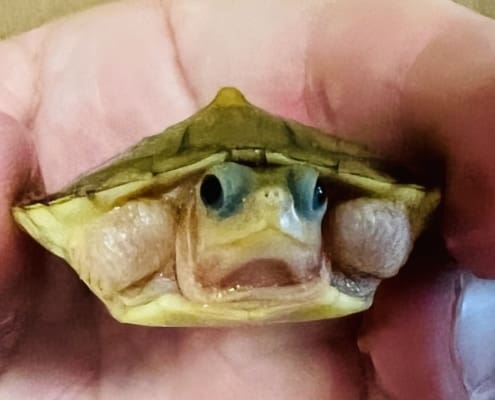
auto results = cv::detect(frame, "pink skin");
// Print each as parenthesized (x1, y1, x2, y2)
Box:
(0, 0, 494, 398)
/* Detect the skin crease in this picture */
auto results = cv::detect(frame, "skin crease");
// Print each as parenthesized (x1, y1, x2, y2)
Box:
(0, 0, 494, 398)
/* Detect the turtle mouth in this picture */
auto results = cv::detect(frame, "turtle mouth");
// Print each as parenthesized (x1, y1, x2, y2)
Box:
(214, 258, 319, 290)
(180, 259, 331, 305)
(218, 259, 300, 289)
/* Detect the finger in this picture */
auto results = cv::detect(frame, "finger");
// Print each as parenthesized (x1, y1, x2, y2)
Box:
(402, 5, 495, 277)
(0, 113, 41, 363)
(359, 258, 495, 400)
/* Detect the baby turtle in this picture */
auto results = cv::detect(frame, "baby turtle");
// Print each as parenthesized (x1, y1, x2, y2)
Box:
(12, 88, 440, 326)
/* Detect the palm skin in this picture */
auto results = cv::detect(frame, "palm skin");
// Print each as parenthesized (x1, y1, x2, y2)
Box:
(0, 1, 494, 399)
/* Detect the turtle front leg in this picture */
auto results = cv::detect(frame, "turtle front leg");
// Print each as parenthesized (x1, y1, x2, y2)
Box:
(69, 198, 178, 305)
(324, 198, 414, 280)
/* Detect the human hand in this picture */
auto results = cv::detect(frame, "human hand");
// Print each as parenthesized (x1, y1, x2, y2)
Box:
(0, 1, 494, 399)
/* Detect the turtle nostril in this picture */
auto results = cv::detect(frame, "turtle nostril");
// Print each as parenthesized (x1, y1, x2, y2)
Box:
(200, 175, 223, 209)
(264, 189, 280, 199)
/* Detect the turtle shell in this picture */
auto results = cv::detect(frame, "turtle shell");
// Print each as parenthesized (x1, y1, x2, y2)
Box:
(59, 87, 394, 197)
(12, 87, 440, 326)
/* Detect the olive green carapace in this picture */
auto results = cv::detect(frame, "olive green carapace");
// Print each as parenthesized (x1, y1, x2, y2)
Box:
(12, 88, 440, 327)
(58, 88, 391, 196)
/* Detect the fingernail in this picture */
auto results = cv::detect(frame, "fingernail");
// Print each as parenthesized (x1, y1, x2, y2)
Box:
(456, 273, 495, 399)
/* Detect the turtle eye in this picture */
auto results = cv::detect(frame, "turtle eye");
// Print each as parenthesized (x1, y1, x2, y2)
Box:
(288, 167, 327, 220)
(312, 179, 327, 210)
(200, 175, 223, 209)
(199, 163, 253, 217)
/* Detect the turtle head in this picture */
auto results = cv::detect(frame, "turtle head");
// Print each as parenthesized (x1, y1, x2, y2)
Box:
(175, 162, 328, 303)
